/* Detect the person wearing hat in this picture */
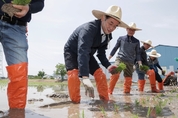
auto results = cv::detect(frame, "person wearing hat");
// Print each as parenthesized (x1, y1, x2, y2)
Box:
(108, 22, 142, 94)
(135, 40, 160, 93)
(64, 5, 128, 103)
(147, 49, 165, 91)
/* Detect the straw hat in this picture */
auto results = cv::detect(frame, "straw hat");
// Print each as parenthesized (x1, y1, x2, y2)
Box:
(92, 5, 128, 28)
(140, 40, 153, 47)
(147, 49, 161, 58)
(127, 22, 141, 31)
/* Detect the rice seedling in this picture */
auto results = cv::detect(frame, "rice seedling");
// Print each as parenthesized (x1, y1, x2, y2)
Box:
(81, 110, 85, 118)
(132, 114, 139, 118)
(146, 106, 151, 117)
(134, 99, 140, 107)
(113, 104, 119, 114)
(99, 106, 106, 117)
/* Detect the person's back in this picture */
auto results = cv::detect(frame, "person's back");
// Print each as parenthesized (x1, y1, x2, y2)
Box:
(64, 19, 112, 55)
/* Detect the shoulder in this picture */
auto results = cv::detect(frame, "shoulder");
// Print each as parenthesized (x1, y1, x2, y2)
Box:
(75, 20, 100, 34)
(118, 35, 127, 40)
(130, 36, 140, 44)
(82, 20, 100, 32)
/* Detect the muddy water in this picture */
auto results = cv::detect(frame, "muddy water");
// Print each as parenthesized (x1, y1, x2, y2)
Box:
(0, 82, 178, 118)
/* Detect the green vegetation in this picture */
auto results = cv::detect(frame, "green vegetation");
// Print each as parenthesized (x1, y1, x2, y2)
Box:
(54, 63, 67, 82)
(12, 0, 31, 5)
(113, 104, 119, 114)
(37, 70, 46, 79)
(0, 79, 8, 86)
(0, 79, 67, 86)
(116, 62, 126, 72)
(139, 65, 149, 73)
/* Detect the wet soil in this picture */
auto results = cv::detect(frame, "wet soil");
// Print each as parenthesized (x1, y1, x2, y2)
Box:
(1, 79, 178, 118)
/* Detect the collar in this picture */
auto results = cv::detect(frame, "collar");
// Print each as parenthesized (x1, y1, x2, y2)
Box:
(101, 26, 105, 35)
(127, 35, 133, 38)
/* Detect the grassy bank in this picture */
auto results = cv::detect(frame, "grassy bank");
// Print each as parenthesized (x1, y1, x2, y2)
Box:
(0, 79, 68, 86)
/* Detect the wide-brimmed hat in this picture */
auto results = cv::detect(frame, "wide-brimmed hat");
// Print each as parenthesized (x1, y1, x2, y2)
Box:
(92, 5, 128, 28)
(147, 49, 161, 58)
(140, 40, 153, 47)
(127, 22, 141, 31)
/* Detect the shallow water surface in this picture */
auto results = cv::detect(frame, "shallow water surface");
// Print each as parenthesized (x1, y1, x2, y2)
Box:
(0, 83, 178, 118)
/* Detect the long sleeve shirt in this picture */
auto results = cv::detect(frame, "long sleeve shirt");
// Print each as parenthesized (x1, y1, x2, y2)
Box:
(0, 0, 44, 22)
(139, 46, 148, 66)
(110, 35, 141, 64)
(135, 46, 148, 68)
(64, 20, 112, 77)
(147, 57, 162, 72)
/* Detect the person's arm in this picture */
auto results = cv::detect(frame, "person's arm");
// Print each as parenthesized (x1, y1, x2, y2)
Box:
(155, 62, 162, 71)
(109, 37, 121, 57)
(29, 0, 44, 13)
(78, 29, 94, 77)
(97, 45, 111, 69)
(136, 40, 141, 63)
(13, 0, 44, 18)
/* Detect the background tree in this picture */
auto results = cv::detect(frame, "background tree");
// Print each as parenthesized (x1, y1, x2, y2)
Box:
(54, 63, 67, 82)
(37, 69, 45, 79)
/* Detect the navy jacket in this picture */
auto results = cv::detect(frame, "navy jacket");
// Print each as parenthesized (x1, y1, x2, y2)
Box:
(0, 0, 44, 22)
(64, 19, 112, 76)
(139, 46, 148, 66)
(147, 57, 162, 73)
(110, 35, 141, 64)
(135, 46, 148, 68)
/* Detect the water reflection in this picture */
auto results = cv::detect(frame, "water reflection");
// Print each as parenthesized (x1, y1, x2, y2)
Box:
(0, 109, 50, 118)
(0, 85, 177, 118)
(68, 104, 80, 118)
(37, 85, 44, 92)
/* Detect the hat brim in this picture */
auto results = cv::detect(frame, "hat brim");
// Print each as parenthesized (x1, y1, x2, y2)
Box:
(128, 27, 142, 31)
(147, 52, 161, 58)
(140, 41, 153, 47)
(92, 10, 129, 28)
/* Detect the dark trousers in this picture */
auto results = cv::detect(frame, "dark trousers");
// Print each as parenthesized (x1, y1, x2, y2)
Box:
(155, 71, 163, 83)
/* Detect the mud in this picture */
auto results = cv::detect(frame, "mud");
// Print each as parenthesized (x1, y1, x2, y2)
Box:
(0, 80, 178, 118)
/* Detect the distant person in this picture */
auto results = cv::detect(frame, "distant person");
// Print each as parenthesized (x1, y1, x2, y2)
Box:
(64, 5, 128, 103)
(147, 49, 164, 91)
(0, 0, 44, 109)
(135, 40, 160, 92)
(108, 22, 142, 94)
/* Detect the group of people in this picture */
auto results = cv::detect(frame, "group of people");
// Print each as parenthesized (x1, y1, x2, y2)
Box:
(0, 2, 165, 112)
(64, 5, 165, 104)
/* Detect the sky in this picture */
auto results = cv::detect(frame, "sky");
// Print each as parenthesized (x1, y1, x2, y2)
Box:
(1, 0, 178, 77)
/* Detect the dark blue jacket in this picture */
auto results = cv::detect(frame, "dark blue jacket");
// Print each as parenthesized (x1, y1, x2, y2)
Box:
(64, 19, 112, 76)
(0, 0, 44, 22)
(147, 57, 162, 73)
(135, 46, 148, 68)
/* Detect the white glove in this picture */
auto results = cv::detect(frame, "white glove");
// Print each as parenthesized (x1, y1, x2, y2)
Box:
(81, 78, 94, 98)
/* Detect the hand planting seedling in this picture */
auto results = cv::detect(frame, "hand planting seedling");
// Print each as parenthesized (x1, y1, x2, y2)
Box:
(109, 62, 126, 74)
(116, 62, 126, 72)
(1, 0, 31, 17)
(139, 65, 149, 73)
(162, 70, 166, 75)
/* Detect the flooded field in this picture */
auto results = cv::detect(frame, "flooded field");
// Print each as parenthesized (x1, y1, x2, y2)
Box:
(0, 79, 178, 118)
